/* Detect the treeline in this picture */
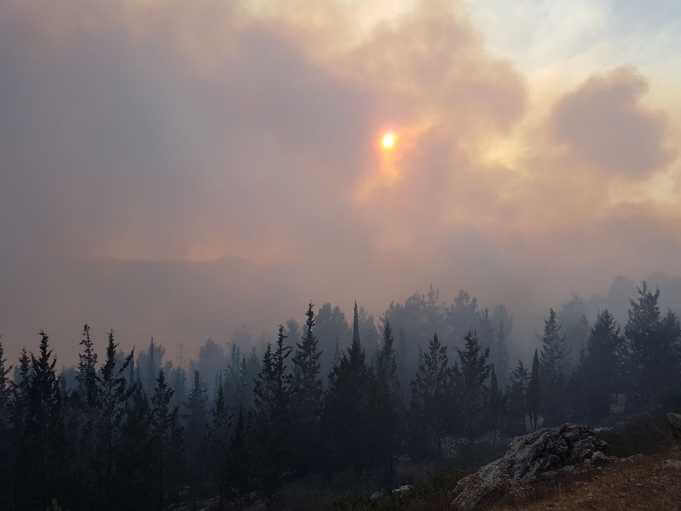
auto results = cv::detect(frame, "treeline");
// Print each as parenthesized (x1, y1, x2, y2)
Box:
(0, 283, 680, 509)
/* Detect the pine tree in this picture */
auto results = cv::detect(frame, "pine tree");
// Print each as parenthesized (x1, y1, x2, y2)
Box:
(290, 304, 323, 474)
(150, 370, 179, 511)
(370, 321, 402, 485)
(527, 350, 541, 430)
(456, 331, 492, 438)
(185, 370, 208, 503)
(486, 367, 505, 444)
(625, 282, 681, 408)
(539, 309, 568, 424)
(323, 302, 373, 473)
(254, 325, 292, 495)
(578, 310, 624, 421)
(119, 382, 152, 511)
(96, 330, 134, 511)
(0, 339, 12, 510)
(209, 377, 232, 507)
(27, 331, 63, 509)
(77, 324, 99, 408)
(408, 333, 450, 459)
(505, 360, 529, 435)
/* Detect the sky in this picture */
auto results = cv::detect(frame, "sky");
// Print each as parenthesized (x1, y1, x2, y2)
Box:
(1, 0, 681, 363)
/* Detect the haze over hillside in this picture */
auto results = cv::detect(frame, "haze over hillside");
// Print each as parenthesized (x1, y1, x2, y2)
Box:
(2, 0, 681, 363)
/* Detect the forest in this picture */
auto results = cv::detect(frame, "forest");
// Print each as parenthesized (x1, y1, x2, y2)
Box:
(0, 282, 680, 510)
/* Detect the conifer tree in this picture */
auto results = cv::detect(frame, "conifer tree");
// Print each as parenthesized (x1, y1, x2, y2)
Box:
(290, 304, 323, 473)
(456, 331, 492, 438)
(150, 370, 179, 511)
(254, 325, 292, 495)
(527, 350, 541, 430)
(505, 360, 529, 435)
(185, 370, 208, 503)
(578, 310, 624, 421)
(370, 321, 402, 485)
(0, 339, 12, 510)
(539, 309, 569, 424)
(408, 333, 449, 459)
(77, 324, 99, 408)
(96, 330, 134, 510)
(625, 282, 681, 407)
(323, 302, 373, 472)
(486, 367, 505, 443)
(27, 331, 63, 509)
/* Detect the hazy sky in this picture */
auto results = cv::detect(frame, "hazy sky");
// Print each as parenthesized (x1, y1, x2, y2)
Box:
(2, 1, 680, 362)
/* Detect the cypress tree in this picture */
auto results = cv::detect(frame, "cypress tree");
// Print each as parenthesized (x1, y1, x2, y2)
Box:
(625, 282, 681, 408)
(408, 333, 449, 459)
(456, 331, 492, 438)
(505, 360, 529, 435)
(527, 350, 541, 430)
(96, 330, 134, 511)
(254, 325, 292, 496)
(370, 321, 401, 485)
(290, 304, 323, 474)
(323, 302, 372, 473)
(539, 309, 568, 424)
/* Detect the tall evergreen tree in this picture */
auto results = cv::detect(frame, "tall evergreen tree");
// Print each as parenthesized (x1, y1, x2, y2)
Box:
(505, 360, 529, 435)
(539, 309, 569, 424)
(0, 339, 12, 510)
(408, 333, 450, 459)
(253, 325, 292, 496)
(486, 367, 505, 443)
(456, 331, 492, 438)
(625, 282, 681, 407)
(185, 370, 208, 504)
(96, 331, 134, 511)
(577, 310, 624, 421)
(27, 332, 63, 509)
(290, 304, 323, 474)
(370, 321, 402, 485)
(150, 370, 181, 511)
(527, 350, 541, 431)
(323, 302, 373, 473)
(77, 324, 99, 408)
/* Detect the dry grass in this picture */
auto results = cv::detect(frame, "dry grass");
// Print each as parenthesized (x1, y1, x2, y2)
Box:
(493, 447, 681, 511)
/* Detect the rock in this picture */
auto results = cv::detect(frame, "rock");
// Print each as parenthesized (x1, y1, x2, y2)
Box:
(450, 424, 608, 511)
(663, 459, 681, 470)
(370, 490, 384, 501)
(589, 451, 613, 467)
(667, 413, 681, 438)
(392, 484, 413, 496)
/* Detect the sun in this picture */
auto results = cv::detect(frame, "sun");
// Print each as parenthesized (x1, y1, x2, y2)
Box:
(381, 131, 397, 150)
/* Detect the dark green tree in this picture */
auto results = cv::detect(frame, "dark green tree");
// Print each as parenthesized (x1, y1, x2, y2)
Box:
(290, 304, 323, 474)
(539, 309, 569, 424)
(185, 370, 208, 504)
(96, 331, 134, 511)
(625, 282, 681, 408)
(408, 333, 450, 459)
(150, 370, 182, 511)
(456, 331, 492, 438)
(505, 360, 529, 435)
(527, 350, 541, 430)
(253, 325, 292, 496)
(323, 302, 373, 473)
(370, 321, 402, 485)
(578, 310, 624, 421)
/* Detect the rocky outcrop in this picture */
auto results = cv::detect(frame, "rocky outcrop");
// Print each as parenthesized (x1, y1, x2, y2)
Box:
(667, 412, 681, 439)
(450, 424, 610, 511)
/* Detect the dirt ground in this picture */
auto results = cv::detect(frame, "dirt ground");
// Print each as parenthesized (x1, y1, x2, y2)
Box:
(493, 446, 681, 511)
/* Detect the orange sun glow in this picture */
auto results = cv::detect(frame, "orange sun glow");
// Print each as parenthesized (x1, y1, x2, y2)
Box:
(381, 131, 397, 150)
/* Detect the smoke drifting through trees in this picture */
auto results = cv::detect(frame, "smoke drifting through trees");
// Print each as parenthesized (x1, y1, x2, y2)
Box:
(0, 282, 680, 508)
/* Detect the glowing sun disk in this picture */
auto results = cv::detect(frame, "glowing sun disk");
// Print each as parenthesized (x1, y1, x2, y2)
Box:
(381, 131, 396, 150)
